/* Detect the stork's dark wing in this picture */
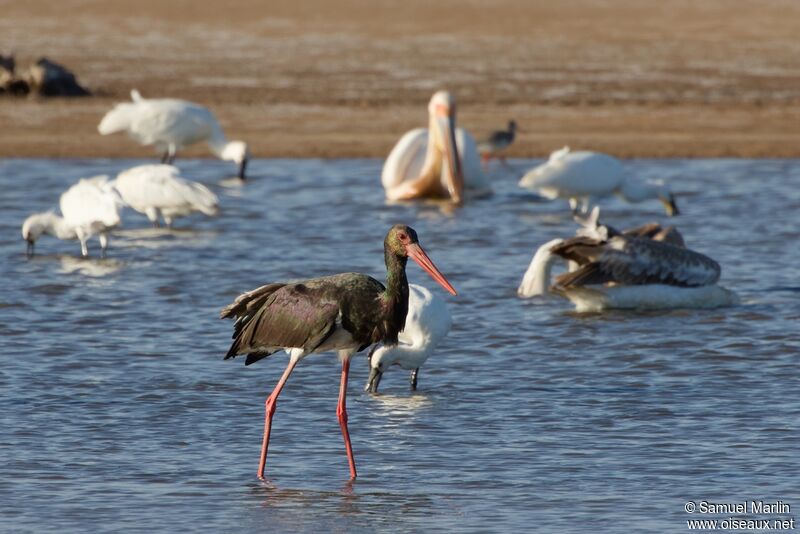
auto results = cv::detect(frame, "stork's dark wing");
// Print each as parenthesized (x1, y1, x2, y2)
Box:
(221, 282, 341, 365)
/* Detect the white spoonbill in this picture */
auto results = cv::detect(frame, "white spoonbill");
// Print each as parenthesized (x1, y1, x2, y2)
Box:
(112, 164, 219, 227)
(518, 147, 679, 216)
(98, 90, 249, 179)
(22, 176, 122, 257)
(382, 90, 490, 205)
(365, 284, 452, 393)
(518, 208, 736, 311)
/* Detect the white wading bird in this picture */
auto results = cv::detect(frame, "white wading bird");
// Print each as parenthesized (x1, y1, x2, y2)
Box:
(382, 90, 490, 205)
(22, 176, 123, 257)
(365, 284, 452, 393)
(518, 147, 679, 216)
(517, 208, 737, 312)
(112, 164, 219, 227)
(98, 90, 249, 179)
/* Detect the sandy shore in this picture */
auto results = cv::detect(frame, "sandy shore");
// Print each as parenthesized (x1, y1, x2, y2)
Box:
(2, 0, 799, 159)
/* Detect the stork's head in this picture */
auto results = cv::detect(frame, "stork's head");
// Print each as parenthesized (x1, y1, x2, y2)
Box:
(385, 224, 457, 296)
(426, 91, 464, 205)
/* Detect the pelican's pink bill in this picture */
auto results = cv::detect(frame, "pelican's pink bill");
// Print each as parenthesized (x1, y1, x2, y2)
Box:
(406, 243, 457, 295)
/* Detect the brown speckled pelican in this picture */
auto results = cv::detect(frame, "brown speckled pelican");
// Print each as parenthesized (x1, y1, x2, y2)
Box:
(220, 225, 457, 479)
(518, 208, 737, 310)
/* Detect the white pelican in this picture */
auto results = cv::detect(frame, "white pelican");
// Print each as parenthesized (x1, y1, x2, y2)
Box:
(518, 147, 679, 216)
(112, 164, 219, 227)
(382, 90, 490, 204)
(477, 120, 517, 167)
(98, 90, 249, 179)
(365, 284, 452, 393)
(518, 208, 737, 311)
(22, 176, 122, 257)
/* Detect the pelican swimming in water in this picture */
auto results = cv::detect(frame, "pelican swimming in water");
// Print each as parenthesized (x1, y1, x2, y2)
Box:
(98, 90, 249, 179)
(112, 164, 219, 227)
(518, 147, 679, 216)
(365, 284, 452, 393)
(518, 208, 737, 311)
(382, 91, 490, 205)
(22, 175, 123, 257)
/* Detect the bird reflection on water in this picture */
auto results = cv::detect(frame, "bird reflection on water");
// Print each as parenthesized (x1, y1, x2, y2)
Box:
(58, 255, 125, 277)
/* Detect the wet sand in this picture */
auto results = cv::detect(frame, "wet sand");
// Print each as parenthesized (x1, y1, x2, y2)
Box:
(2, 0, 799, 158)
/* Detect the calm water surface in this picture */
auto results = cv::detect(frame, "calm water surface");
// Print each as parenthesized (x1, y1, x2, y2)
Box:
(1, 158, 798, 533)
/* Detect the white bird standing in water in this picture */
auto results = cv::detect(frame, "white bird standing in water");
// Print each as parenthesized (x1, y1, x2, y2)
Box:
(517, 208, 737, 311)
(98, 90, 250, 179)
(112, 164, 219, 227)
(382, 91, 490, 205)
(518, 147, 679, 216)
(365, 284, 452, 393)
(22, 176, 122, 257)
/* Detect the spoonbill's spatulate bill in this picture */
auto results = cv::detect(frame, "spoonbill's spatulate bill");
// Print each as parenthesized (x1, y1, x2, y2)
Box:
(365, 284, 452, 393)
(518, 147, 679, 216)
(98, 90, 249, 179)
(22, 175, 122, 257)
(382, 90, 490, 205)
(518, 208, 737, 311)
(112, 164, 219, 227)
(220, 225, 457, 479)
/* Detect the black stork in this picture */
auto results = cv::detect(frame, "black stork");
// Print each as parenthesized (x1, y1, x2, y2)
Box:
(478, 120, 517, 168)
(220, 224, 457, 479)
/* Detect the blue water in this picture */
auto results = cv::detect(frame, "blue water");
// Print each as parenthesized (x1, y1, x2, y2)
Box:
(1, 158, 799, 533)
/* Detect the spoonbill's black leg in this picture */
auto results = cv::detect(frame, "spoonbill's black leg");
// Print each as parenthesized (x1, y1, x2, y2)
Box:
(410, 368, 419, 390)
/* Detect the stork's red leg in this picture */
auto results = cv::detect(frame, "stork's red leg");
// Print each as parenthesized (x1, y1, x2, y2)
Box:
(258, 359, 298, 479)
(337, 358, 357, 479)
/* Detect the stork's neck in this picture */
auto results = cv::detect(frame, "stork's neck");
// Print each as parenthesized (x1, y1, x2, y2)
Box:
(382, 250, 410, 336)
(384, 250, 409, 300)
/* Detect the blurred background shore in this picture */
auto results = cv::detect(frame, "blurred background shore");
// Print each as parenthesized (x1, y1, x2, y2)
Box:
(1, 0, 799, 158)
